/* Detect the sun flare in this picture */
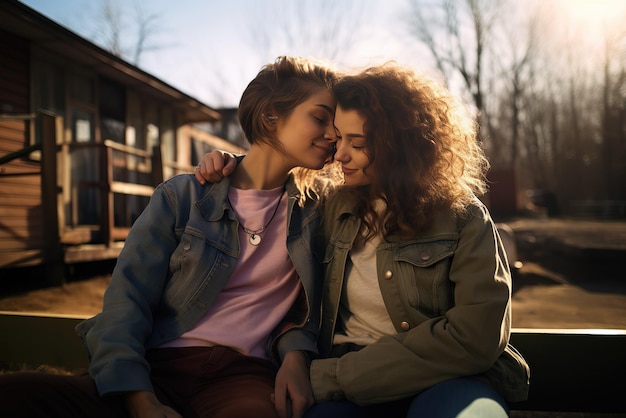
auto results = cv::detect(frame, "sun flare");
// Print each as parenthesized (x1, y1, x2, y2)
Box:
(563, 0, 626, 25)
(547, 0, 626, 49)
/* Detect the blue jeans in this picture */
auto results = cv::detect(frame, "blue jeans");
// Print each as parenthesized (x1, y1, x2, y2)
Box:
(304, 377, 509, 418)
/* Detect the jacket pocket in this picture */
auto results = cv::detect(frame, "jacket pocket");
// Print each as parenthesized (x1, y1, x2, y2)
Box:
(164, 227, 216, 309)
(393, 239, 456, 315)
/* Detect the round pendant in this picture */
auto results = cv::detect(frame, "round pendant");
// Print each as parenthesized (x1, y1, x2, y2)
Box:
(249, 234, 261, 246)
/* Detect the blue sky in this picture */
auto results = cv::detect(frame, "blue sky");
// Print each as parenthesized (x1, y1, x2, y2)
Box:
(18, 0, 626, 108)
(19, 0, 419, 107)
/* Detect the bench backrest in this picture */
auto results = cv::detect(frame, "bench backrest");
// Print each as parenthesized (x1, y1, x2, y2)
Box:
(1, 312, 625, 413)
(510, 328, 626, 413)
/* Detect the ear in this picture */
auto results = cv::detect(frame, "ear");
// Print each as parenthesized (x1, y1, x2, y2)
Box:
(261, 112, 278, 132)
(263, 113, 278, 123)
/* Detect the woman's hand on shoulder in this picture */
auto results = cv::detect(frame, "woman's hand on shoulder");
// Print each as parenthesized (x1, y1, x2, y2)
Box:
(194, 150, 237, 185)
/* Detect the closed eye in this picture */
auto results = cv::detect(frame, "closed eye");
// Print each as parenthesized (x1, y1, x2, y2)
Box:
(334, 126, 342, 139)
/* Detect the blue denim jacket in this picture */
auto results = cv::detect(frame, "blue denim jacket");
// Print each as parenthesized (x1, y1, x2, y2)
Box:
(76, 174, 324, 396)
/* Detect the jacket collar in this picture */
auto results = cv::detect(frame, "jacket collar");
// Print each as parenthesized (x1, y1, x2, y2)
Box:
(326, 187, 364, 221)
(195, 174, 301, 223)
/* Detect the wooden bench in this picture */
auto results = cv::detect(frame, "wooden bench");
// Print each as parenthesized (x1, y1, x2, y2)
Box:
(0, 311, 89, 371)
(508, 328, 626, 415)
(1, 312, 625, 415)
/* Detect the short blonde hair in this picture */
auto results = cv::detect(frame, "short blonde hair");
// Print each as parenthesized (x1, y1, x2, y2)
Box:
(239, 56, 342, 205)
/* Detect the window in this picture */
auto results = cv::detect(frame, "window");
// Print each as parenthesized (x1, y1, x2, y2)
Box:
(33, 58, 65, 117)
(99, 77, 126, 144)
(32, 57, 65, 154)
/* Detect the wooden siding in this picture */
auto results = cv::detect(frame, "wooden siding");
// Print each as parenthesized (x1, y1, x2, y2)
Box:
(0, 33, 47, 268)
(0, 117, 47, 267)
(0, 12, 230, 273)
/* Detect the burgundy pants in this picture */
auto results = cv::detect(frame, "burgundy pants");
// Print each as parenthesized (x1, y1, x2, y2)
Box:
(0, 346, 279, 418)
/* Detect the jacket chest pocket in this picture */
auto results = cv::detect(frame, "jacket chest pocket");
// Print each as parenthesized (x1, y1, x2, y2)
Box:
(165, 227, 222, 308)
(392, 239, 456, 316)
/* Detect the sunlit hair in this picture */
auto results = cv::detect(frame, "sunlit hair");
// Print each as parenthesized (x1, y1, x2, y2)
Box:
(238, 56, 342, 204)
(333, 63, 490, 238)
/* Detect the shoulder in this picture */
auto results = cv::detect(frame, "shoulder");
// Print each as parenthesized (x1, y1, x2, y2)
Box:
(157, 174, 210, 198)
(321, 187, 359, 219)
(425, 197, 492, 235)
(155, 174, 229, 214)
(159, 173, 197, 189)
(442, 198, 499, 244)
(457, 198, 493, 227)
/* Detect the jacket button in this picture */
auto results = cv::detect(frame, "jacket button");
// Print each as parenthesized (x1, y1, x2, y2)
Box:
(384, 270, 393, 280)
(420, 251, 430, 261)
(400, 321, 410, 330)
(183, 242, 191, 250)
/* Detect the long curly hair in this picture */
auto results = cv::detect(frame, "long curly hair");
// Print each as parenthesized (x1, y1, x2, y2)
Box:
(333, 63, 490, 238)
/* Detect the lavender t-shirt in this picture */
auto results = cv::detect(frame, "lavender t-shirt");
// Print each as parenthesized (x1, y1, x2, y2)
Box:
(161, 186, 299, 360)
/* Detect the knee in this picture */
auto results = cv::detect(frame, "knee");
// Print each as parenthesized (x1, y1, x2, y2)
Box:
(407, 378, 509, 418)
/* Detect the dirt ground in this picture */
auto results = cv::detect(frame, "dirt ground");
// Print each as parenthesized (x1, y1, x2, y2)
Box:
(1, 217, 625, 330)
(507, 218, 626, 330)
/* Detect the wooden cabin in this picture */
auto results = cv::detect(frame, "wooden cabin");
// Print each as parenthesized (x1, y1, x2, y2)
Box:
(0, 0, 247, 281)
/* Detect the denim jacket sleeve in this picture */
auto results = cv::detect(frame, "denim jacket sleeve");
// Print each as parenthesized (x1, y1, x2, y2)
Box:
(75, 179, 185, 396)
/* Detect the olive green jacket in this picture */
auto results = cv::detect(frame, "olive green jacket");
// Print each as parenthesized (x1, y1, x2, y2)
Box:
(310, 192, 530, 405)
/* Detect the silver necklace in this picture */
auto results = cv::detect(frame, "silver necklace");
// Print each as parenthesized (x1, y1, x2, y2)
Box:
(229, 187, 286, 246)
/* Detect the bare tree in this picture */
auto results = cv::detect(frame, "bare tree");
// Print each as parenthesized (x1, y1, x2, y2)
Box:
(600, 28, 626, 200)
(96, 0, 124, 58)
(92, 0, 165, 66)
(131, 1, 162, 66)
(406, 0, 502, 129)
(199, 0, 370, 109)
(486, 2, 540, 167)
(246, 0, 367, 65)
(406, 0, 626, 213)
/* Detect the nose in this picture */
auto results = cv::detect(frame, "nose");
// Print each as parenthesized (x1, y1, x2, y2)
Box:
(324, 124, 338, 143)
(334, 139, 349, 163)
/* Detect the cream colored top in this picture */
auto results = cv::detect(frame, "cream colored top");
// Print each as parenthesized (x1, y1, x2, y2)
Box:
(334, 231, 396, 346)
